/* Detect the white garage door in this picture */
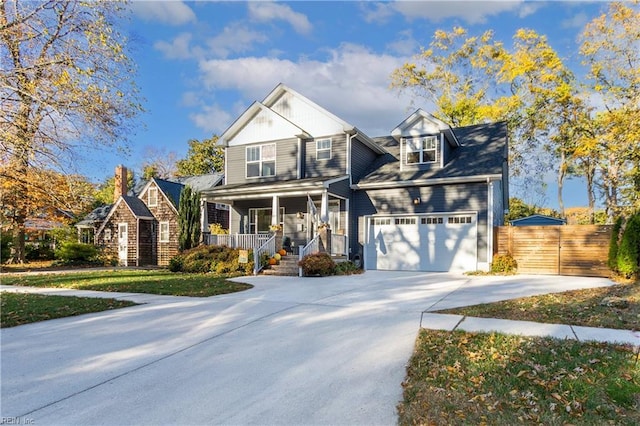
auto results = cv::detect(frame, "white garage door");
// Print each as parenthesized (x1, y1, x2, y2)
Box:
(365, 213, 477, 272)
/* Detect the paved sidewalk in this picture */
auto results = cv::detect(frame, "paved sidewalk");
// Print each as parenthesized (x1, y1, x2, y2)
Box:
(418, 312, 640, 346)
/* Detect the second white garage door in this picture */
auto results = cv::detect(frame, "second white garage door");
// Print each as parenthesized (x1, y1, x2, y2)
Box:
(365, 213, 478, 272)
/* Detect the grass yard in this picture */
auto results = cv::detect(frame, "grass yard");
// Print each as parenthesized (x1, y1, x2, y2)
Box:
(1, 292, 138, 328)
(435, 280, 639, 330)
(400, 278, 640, 424)
(1, 270, 253, 297)
(399, 329, 640, 425)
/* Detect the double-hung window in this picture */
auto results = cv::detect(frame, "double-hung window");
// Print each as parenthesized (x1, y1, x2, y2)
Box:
(148, 187, 158, 207)
(159, 222, 170, 242)
(246, 144, 276, 178)
(316, 138, 331, 160)
(406, 136, 438, 165)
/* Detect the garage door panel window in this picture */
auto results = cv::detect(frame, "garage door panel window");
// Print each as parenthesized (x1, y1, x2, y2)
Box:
(421, 217, 444, 225)
(395, 217, 416, 225)
(448, 216, 473, 224)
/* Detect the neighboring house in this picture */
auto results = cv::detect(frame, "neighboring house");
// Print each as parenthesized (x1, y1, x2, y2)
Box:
(510, 214, 566, 227)
(202, 84, 509, 272)
(76, 204, 112, 244)
(89, 166, 226, 266)
(25, 207, 74, 248)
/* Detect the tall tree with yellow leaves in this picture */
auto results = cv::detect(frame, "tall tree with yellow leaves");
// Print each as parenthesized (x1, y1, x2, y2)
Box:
(1, 1, 142, 263)
(580, 1, 640, 218)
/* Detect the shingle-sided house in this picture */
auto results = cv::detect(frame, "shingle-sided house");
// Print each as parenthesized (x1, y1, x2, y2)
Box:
(92, 166, 227, 266)
(202, 84, 509, 272)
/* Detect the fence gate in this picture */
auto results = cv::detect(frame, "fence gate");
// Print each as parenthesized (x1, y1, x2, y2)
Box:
(494, 225, 613, 277)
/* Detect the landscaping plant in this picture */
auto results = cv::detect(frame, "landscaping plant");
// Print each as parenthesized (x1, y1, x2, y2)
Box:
(298, 252, 336, 276)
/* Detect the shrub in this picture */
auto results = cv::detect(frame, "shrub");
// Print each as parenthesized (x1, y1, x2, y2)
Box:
(616, 213, 640, 278)
(55, 242, 98, 263)
(334, 261, 363, 275)
(608, 216, 623, 271)
(169, 245, 254, 275)
(25, 244, 55, 261)
(298, 252, 336, 276)
(490, 253, 517, 274)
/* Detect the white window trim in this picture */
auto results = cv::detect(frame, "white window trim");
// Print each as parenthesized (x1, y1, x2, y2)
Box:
(148, 187, 158, 207)
(248, 207, 284, 234)
(405, 135, 439, 165)
(159, 221, 170, 242)
(316, 138, 332, 161)
(246, 143, 276, 178)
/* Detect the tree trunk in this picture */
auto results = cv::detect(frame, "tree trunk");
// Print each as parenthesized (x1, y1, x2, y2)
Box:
(557, 150, 566, 217)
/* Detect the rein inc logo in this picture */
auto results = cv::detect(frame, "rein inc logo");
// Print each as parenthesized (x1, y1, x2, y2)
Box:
(1, 418, 34, 425)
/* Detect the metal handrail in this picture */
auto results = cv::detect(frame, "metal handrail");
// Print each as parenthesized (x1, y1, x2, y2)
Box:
(253, 234, 277, 275)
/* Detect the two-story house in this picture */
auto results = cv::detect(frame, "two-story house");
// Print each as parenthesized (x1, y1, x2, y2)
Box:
(202, 84, 508, 273)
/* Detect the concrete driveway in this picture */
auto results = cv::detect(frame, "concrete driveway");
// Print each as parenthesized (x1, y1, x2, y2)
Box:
(0, 271, 613, 425)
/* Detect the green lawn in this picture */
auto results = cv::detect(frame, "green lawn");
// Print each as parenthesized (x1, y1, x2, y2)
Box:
(1, 292, 138, 328)
(435, 280, 639, 330)
(1, 270, 253, 297)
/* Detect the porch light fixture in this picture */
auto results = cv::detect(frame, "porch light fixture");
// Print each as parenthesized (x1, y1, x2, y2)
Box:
(413, 197, 421, 205)
(296, 211, 305, 219)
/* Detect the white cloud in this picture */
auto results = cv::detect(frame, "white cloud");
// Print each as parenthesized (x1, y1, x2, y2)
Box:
(247, 1, 313, 35)
(154, 33, 197, 60)
(190, 104, 234, 134)
(562, 12, 589, 29)
(206, 23, 268, 58)
(364, 1, 525, 25)
(195, 44, 417, 136)
(130, 1, 196, 26)
(386, 29, 421, 56)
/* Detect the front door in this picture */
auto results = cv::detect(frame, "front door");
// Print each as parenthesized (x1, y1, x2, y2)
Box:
(118, 223, 128, 266)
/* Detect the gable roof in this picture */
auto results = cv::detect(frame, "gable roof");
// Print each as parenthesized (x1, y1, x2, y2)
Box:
(391, 109, 460, 146)
(354, 121, 507, 188)
(95, 195, 154, 237)
(220, 83, 387, 154)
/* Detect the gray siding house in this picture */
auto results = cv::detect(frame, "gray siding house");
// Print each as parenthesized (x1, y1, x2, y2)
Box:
(202, 84, 509, 272)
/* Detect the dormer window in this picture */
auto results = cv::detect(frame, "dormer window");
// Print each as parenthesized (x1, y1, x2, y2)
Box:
(316, 138, 332, 160)
(406, 136, 438, 165)
(148, 187, 158, 207)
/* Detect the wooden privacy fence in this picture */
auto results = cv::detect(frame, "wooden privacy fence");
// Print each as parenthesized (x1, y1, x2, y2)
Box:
(494, 225, 613, 277)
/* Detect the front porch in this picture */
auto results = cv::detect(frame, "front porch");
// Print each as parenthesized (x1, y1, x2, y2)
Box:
(201, 178, 351, 275)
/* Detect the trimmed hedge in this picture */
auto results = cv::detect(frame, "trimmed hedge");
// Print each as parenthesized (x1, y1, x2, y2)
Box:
(616, 213, 640, 278)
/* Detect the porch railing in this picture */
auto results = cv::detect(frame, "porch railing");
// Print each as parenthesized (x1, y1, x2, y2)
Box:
(253, 234, 277, 275)
(298, 234, 320, 277)
(331, 234, 347, 256)
(207, 233, 271, 250)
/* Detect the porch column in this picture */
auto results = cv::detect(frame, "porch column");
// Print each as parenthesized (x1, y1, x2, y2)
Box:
(271, 195, 280, 226)
(320, 189, 329, 225)
(200, 199, 209, 243)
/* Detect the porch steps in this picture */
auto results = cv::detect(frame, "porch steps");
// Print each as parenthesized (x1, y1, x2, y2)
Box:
(262, 256, 299, 276)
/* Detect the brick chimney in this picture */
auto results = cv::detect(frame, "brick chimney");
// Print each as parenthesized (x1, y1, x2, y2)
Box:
(114, 165, 128, 202)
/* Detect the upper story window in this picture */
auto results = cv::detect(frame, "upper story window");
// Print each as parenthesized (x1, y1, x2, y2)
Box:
(148, 187, 158, 207)
(246, 143, 276, 178)
(316, 138, 332, 160)
(406, 136, 438, 165)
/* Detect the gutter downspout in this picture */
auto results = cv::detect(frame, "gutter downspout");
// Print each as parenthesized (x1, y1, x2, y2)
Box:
(136, 217, 140, 267)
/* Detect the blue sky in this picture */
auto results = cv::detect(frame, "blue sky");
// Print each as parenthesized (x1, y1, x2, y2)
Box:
(85, 1, 612, 209)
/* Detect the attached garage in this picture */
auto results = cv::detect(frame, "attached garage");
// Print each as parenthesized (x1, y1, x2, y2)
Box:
(365, 213, 478, 272)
